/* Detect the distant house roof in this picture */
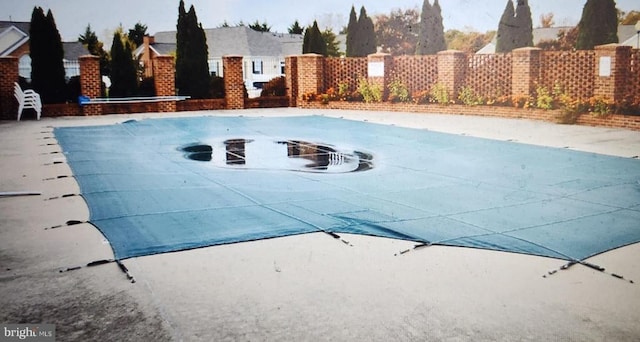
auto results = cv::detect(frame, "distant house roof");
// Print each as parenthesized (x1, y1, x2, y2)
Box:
(152, 26, 303, 58)
(62, 42, 90, 60)
(477, 25, 640, 53)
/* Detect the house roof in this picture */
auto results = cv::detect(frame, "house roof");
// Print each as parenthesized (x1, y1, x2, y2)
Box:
(0, 22, 29, 56)
(62, 42, 90, 60)
(153, 26, 303, 58)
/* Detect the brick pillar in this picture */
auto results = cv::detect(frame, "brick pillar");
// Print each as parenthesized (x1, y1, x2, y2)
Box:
(0, 57, 19, 119)
(593, 44, 632, 103)
(437, 50, 466, 99)
(79, 55, 102, 116)
(367, 53, 393, 101)
(223, 55, 245, 109)
(297, 53, 325, 102)
(511, 47, 541, 97)
(153, 55, 176, 112)
(285, 55, 298, 107)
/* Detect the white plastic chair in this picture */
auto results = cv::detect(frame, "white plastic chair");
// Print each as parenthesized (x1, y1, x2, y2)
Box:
(14, 82, 42, 121)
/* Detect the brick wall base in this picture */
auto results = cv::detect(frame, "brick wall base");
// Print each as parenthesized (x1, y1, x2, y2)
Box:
(298, 101, 640, 131)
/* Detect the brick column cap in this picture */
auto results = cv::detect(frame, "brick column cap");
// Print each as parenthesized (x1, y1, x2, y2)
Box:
(222, 55, 244, 59)
(594, 43, 631, 51)
(437, 49, 465, 55)
(299, 53, 324, 58)
(367, 52, 391, 57)
(512, 47, 542, 53)
(0, 56, 18, 60)
(154, 55, 174, 60)
(78, 55, 99, 60)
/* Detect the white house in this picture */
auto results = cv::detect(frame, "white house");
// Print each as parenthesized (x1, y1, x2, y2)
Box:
(137, 26, 303, 97)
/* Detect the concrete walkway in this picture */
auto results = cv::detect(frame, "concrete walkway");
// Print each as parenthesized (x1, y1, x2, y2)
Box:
(1, 108, 639, 341)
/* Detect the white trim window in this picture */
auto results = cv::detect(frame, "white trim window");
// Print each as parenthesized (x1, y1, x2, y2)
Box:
(252, 60, 263, 75)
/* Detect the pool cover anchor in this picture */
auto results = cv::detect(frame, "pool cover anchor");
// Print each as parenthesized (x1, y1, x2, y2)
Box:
(59, 258, 136, 283)
(45, 220, 87, 230)
(395, 242, 432, 256)
(543, 260, 634, 284)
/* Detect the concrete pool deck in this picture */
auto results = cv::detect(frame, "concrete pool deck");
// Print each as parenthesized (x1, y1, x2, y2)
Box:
(1, 108, 639, 341)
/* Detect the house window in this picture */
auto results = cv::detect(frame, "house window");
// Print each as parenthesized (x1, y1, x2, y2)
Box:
(18, 54, 31, 81)
(280, 61, 285, 75)
(252, 60, 263, 74)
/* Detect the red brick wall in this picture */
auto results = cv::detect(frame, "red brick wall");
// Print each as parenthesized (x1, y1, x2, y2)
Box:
(299, 101, 640, 131)
(627, 49, 640, 107)
(437, 50, 467, 98)
(391, 55, 438, 94)
(540, 50, 595, 100)
(153, 55, 176, 112)
(465, 53, 512, 98)
(79, 55, 102, 116)
(0, 57, 19, 119)
(223, 56, 245, 109)
(323, 57, 367, 93)
(285, 56, 299, 107)
(511, 47, 541, 97)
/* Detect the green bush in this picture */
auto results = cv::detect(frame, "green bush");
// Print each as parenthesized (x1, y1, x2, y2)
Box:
(457, 86, 483, 106)
(260, 76, 286, 97)
(388, 79, 410, 103)
(357, 78, 382, 103)
(430, 82, 450, 104)
(535, 85, 553, 110)
(209, 75, 225, 99)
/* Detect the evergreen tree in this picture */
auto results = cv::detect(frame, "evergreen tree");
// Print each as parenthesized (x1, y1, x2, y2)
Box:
(416, 0, 446, 55)
(249, 20, 271, 32)
(322, 28, 341, 57)
(302, 21, 327, 56)
(29, 7, 67, 104)
(346, 6, 358, 57)
(109, 30, 138, 97)
(356, 6, 376, 56)
(576, 0, 618, 50)
(431, 0, 447, 52)
(128, 22, 148, 48)
(496, 0, 516, 52)
(78, 24, 110, 76)
(513, 0, 533, 49)
(175, 1, 210, 98)
(288, 20, 304, 34)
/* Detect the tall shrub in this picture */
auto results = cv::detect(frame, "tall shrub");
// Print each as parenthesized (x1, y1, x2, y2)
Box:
(303, 21, 327, 56)
(496, 0, 516, 52)
(496, 0, 532, 52)
(346, 6, 358, 57)
(109, 31, 138, 97)
(416, 0, 446, 55)
(357, 7, 377, 56)
(576, 0, 618, 50)
(175, 0, 210, 98)
(29, 7, 66, 104)
(513, 0, 533, 49)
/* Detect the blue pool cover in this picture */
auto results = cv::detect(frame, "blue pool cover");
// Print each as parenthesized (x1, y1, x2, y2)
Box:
(54, 115, 640, 261)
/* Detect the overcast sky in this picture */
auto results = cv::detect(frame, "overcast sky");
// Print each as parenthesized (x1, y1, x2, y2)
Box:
(1, 0, 638, 42)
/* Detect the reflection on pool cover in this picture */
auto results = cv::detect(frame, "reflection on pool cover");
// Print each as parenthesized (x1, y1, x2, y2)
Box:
(53, 115, 640, 262)
(180, 139, 374, 173)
